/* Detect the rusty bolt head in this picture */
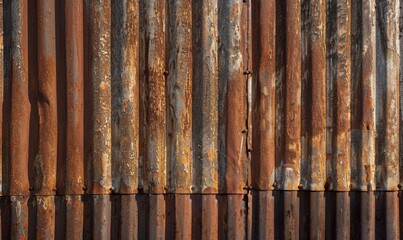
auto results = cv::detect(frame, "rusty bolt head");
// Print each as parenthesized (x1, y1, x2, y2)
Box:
(398, 183, 402, 189)
(272, 182, 277, 188)
(163, 70, 169, 76)
(82, 186, 87, 191)
(109, 187, 115, 193)
(298, 184, 303, 190)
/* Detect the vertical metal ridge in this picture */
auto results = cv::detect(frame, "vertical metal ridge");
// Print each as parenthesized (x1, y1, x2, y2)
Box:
(219, 0, 248, 194)
(87, 0, 112, 194)
(251, 0, 276, 190)
(351, 0, 376, 191)
(65, 0, 85, 195)
(192, 0, 219, 194)
(35, 0, 57, 196)
(139, 0, 167, 194)
(111, 0, 139, 194)
(282, 0, 302, 190)
(9, 0, 30, 196)
(330, 0, 351, 191)
(376, 0, 400, 191)
(166, 0, 193, 193)
(303, 0, 327, 191)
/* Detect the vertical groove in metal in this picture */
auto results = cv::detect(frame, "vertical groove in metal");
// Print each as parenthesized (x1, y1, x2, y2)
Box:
(0, 0, 3, 197)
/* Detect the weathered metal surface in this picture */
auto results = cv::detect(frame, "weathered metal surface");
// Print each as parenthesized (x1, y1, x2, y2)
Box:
(65, 0, 85, 195)
(2, 0, 403, 238)
(111, 0, 139, 194)
(139, 0, 167, 194)
(166, 0, 193, 193)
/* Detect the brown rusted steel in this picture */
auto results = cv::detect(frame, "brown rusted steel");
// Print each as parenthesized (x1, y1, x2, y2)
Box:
(281, 0, 302, 190)
(251, 191, 275, 240)
(64, 195, 84, 239)
(351, 0, 376, 191)
(139, 0, 167, 194)
(87, 0, 112, 194)
(220, 0, 248, 194)
(65, 0, 84, 195)
(9, 0, 30, 196)
(301, 0, 326, 191)
(2, 1, 403, 239)
(35, 0, 58, 196)
(166, 0, 193, 193)
(192, 0, 219, 194)
(111, 0, 139, 194)
(327, 0, 352, 191)
(10, 196, 29, 239)
(251, 0, 276, 191)
(376, 0, 400, 191)
(34, 196, 55, 239)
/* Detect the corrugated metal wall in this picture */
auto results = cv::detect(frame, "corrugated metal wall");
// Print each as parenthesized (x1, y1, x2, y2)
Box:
(1, 0, 403, 239)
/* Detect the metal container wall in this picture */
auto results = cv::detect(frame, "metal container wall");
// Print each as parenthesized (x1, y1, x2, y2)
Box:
(1, 0, 403, 239)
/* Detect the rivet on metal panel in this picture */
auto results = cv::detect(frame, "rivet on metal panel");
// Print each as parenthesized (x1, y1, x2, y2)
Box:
(398, 183, 402, 189)
(298, 184, 303, 190)
(272, 182, 277, 189)
(163, 70, 169, 76)
(82, 186, 87, 191)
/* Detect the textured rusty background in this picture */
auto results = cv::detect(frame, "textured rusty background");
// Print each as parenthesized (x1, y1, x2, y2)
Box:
(2, 0, 403, 239)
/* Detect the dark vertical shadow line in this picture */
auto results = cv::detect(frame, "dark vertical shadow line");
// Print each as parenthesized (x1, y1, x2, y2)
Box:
(56, 0, 67, 194)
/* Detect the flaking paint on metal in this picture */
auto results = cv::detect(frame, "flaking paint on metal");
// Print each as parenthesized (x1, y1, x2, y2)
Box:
(139, 0, 167, 194)
(111, 0, 139, 194)
(87, 0, 112, 194)
(375, 0, 400, 191)
(192, 0, 219, 193)
(167, 0, 193, 193)
(351, 0, 376, 191)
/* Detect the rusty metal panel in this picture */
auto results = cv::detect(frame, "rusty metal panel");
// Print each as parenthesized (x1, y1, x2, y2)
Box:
(2, 0, 403, 239)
